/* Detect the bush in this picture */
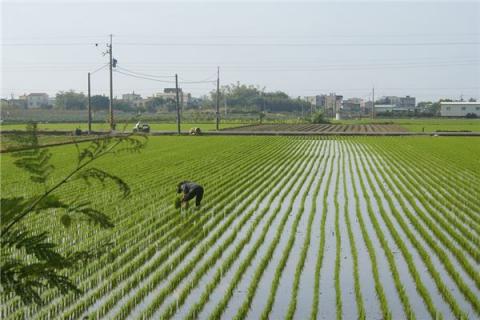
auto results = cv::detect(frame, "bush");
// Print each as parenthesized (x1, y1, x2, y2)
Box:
(311, 112, 329, 124)
(465, 113, 478, 119)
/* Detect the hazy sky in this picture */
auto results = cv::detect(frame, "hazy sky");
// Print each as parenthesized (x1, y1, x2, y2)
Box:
(1, 1, 479, 101)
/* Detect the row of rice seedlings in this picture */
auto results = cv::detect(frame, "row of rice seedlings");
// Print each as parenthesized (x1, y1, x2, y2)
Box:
(350, 142, 414, 319)
(371, 140, 480, 243)
(207, 140, 323, 320)
(207, 140, 323, 319)
(29, 138, 284, 320)
(373, 143, 480, 260)
(62, 139, 308, 320)
(180, 141, 323, 320)
(406, 139, 480, 194)
(12, 138, 276, 319)
(362, 144, 480, 310)
(354, 141, 471, 319)
(284, 141, 330, 320)
(400, 137, 480, 187)
(136, 140, 320, 319)
(4, 138, 274, 318)
(379, 138, 480, 216)
(346, 140, 442, 319)
(350, 141, 426, 320)
(158, 140, 325, 320)
(59, 169, 267, 319)
(116, 139, 316, 318)
(375, 139, 480, 228)
(104, 139, 312, 319)
(339, 141, 366, 319)
(334, 150, 343, 320)
(232, 142, 323, 320)
(78, 138, 300, 319)
(310, 151, 337, 320)
(32, 138, 292, 320)
(360, 143, 480, 306)
(253, 145, 325, 320)
(345, 145, 391, 320)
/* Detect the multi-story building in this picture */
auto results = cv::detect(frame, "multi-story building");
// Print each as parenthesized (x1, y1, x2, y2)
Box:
(122, 92, 143, 108)
(342, 98, 365, 113)
(324, 93, 343, 117)
(397, 96, 416, 110)
(303, 93, 343, 117)
(303, 95, 325, 107)
(27, 93, 49, 108)
(440, 102, 480, 117)
(122, 92, 142, 103)
(5, 97, 27, 108)
(378, 95, 416, 111)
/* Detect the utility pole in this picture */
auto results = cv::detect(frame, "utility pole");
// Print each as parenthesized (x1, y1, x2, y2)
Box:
(88, 72, 92, 134)
(262, 90, 266, 112)
(224, 94, 227, 116)
(372, 87, 375, 119)
(216, 66, 220, 131)
(108, 34, 114, 131)
(175, 74, 181, 134)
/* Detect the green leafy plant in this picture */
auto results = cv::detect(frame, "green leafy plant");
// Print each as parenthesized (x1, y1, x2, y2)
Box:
(311, 111, 329, 124)
(0, 122, 147, 305)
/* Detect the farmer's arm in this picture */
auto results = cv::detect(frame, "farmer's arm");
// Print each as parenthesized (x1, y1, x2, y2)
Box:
(181, 185, 189, 202)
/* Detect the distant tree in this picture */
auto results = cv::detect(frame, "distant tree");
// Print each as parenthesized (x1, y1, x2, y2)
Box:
(430, 98, 453, 116)
(469, 98, 477, 102)
(114, 99, 134, 112)
(416, 101, 432, 110)
(144, 97, 166, 113)
(210, 82, 309, 113)
(311, 111, 329, 124)
(0, 123, 147, 305)
(55, 91, 87, 110)
(91, 95, 109, 111)
(259, 111, 266, 124)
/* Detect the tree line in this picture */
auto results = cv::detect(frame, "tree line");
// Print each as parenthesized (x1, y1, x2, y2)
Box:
(31, 83, 311, 114)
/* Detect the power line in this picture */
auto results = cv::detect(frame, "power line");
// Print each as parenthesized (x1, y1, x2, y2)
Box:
(178, 73, 217, 83)
(114, 41, 480, 47)
(90, 63, 109, 74)
(3, 41, 480, 47)
(1, 42, 98, 46)
(5, 61, 477, 74)
(116, 65, 175, 79)
(114, 70, 175, 84)
(179, 79, 217, 84)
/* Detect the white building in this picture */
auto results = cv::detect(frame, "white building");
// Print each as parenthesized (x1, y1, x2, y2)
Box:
(27, 93, 49, 108)
(373, 104, 396, 113)
(122, 92, 142, 103)
(440, 102, 480, 117)
(155, 88, 191, 105)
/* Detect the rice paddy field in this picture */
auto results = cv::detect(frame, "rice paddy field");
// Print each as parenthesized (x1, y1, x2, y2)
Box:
(1, 118, 479, 133)
(1, 136, 479, 320)
(333, 119, 480, 133)
(225, 123, 407, 133)
(0, 122, 244, 132)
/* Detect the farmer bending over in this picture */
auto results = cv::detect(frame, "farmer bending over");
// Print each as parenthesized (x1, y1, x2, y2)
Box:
(177, 181, 204, 208)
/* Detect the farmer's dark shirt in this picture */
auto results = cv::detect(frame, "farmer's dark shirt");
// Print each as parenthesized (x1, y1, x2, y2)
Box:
(180, 182, 201, 194)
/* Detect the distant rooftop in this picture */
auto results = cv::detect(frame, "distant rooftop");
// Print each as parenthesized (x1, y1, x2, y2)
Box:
(440, 101, 479, 105)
